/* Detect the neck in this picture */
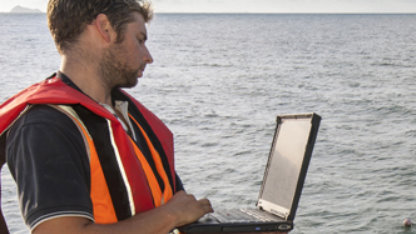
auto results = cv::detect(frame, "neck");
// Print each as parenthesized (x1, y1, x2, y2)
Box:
(60, 52, 113, 106)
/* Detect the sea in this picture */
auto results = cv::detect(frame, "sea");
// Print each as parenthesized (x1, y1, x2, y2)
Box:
(0, 13, 415, 234)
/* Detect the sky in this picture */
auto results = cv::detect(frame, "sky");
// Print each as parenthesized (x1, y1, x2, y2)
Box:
(1, 0, 416, 13)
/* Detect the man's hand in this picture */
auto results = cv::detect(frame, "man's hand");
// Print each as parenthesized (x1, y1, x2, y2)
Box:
(163, 190, 214, 227)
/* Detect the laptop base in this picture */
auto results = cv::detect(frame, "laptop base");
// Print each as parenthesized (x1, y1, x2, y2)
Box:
(180, 221, 293, 233)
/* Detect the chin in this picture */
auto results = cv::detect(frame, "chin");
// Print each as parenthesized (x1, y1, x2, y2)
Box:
(118, 71, 140, 88)
(123, 78, 139, 88)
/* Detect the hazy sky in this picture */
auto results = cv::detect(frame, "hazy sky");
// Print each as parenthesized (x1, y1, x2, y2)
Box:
(1, 0, 416, 13)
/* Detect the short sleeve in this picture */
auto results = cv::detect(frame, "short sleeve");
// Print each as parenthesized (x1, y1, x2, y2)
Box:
(6, 105, 94, 230)
(175, 173, 184, 192)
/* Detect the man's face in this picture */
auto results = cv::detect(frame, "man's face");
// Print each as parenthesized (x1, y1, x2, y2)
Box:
(100, 12, 153, 88)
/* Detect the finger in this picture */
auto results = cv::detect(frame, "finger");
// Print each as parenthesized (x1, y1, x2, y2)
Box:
(198, 198, 214, 212)
(197, 198, 210, 205)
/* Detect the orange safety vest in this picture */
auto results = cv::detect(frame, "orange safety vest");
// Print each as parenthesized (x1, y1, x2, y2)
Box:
(0, 76, 176, 224)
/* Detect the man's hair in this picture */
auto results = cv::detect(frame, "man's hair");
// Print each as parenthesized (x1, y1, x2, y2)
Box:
(47, 0, 153, 52)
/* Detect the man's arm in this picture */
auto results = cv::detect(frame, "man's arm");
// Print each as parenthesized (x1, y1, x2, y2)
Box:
(33, 191, 212, 234)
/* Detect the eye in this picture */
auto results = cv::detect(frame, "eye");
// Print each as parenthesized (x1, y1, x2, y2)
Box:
(137, 35, 147, 44)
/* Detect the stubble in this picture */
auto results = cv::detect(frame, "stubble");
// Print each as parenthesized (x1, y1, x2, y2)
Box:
(99, 44, 140, 89)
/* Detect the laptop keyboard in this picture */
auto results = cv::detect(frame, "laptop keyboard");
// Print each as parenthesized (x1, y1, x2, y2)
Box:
(212, 208, 278, 223)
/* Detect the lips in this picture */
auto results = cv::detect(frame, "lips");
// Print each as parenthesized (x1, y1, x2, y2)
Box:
(139, 64, 146, 72)
(137, 66, 145, 77)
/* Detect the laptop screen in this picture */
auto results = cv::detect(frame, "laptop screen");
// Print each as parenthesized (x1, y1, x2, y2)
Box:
(258, 114, 318, 219)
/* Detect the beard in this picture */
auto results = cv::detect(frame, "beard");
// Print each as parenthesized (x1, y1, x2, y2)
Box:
(99, 45, 140, 89)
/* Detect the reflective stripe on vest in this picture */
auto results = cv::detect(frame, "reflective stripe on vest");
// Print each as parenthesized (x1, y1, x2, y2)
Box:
(52, 105, 118, 223)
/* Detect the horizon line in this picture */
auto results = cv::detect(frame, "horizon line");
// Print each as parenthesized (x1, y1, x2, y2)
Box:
(2, 11, 416, 14)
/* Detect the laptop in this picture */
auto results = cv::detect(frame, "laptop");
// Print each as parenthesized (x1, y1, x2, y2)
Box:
(179, 113, 321, 233)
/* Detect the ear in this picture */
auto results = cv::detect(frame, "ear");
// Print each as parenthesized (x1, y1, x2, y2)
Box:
(93, 13, 117, 44)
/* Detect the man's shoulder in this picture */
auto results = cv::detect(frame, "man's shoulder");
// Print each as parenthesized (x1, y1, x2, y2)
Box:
(6, 104, 88, 166)
(8, 105, 87, 142)
(14, 104, 74, 128)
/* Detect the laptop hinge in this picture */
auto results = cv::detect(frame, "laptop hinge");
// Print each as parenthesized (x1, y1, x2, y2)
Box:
(257, 199, 290, 220)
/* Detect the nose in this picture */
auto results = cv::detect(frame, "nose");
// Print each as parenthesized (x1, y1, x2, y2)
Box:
(144, 46, 153, 64)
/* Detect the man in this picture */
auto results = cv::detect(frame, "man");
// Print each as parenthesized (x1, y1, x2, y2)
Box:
(0, 0, 287, 233)
(0, 0, 212, 233)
